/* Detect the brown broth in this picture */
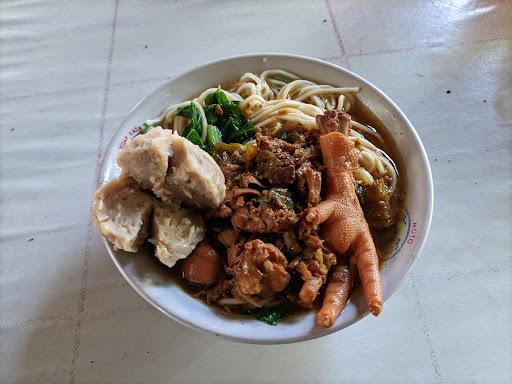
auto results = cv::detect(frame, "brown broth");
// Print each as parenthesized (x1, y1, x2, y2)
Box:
(348, 96, 406, 263)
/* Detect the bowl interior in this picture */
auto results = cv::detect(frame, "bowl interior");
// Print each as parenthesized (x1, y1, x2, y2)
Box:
(99, 54, 433, 344)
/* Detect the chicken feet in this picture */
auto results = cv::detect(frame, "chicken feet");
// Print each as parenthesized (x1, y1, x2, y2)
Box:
(307, 129, 383, 321)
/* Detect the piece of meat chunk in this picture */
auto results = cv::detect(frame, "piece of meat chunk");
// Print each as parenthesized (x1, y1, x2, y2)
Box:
(117, 127, 226, 209)
(228, 187, 298, 233)
(257, 132, 299, 154)
(182, 240, 221, 285)
(305, 167, 322, 206)
(151, 203, 205, 268)
(255, 133, 298, 185)
(231, 203, 298, 233)
(217, 228, 244, 267)
(271, 153, 296, 185)
(233, 240, 290, 298)
(217, 228, 239, 248)
(316, 109, 352, 135)
(205, 279, 234, 304)
(92, 177, 154, 252)
(219, 162, 242, 179)
(296, 261, 324, 307)
(256, 149, 296, 185)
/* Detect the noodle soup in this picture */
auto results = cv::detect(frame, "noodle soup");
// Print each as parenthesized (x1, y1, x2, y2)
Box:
(139, 70, 404, 324)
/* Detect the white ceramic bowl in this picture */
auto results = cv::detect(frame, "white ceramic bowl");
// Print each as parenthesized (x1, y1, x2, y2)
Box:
(99, 54, 433, 344)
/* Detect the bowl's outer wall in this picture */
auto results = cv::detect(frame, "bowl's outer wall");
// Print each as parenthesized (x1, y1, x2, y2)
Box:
(99, 54, 433, 344)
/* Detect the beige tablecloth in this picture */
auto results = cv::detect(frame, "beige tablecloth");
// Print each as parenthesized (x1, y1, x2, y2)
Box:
(1, 1, 511, 383)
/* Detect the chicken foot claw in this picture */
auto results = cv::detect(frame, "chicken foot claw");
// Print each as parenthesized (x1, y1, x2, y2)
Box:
(308, 122, 383, 324)
(351, 234, 383, 316)
(316, 264, 353, 327)
(306, 200, 336, 225)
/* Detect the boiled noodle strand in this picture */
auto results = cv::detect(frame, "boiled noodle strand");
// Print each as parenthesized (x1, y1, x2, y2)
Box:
(147, 70, 398, 193)
(241, 72, 396, 192)
(260, 69, 300, 91)
(193, 99, 208, 143)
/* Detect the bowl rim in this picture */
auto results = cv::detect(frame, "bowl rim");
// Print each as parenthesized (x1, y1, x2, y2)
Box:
(99, 52, 434, 344)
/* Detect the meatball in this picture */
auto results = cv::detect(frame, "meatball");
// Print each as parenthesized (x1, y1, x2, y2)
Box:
(92, 177, 153, 252)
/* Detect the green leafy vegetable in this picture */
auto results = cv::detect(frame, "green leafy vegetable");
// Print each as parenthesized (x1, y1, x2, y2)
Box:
(139, 121, 153, 135)
(182, 123, 194, 139)
(204, 105, 218, 125)
(205, 89, 231, 107)
(248, 308, 285, 326)
(204, 89, 256, 144)
(184, 127, 204, 148)
(177, 101, 203, 138)
(176, 88, 256, 150)
(206, 124, 222, 147)
(204, 93, 216, 106)
(204, 91, 222, 106)
(175, 103, 193, 119)
(228, 123, 256, 143)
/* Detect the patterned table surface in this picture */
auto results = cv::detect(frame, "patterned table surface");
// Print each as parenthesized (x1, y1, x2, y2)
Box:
(1, 1, 511, 383)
